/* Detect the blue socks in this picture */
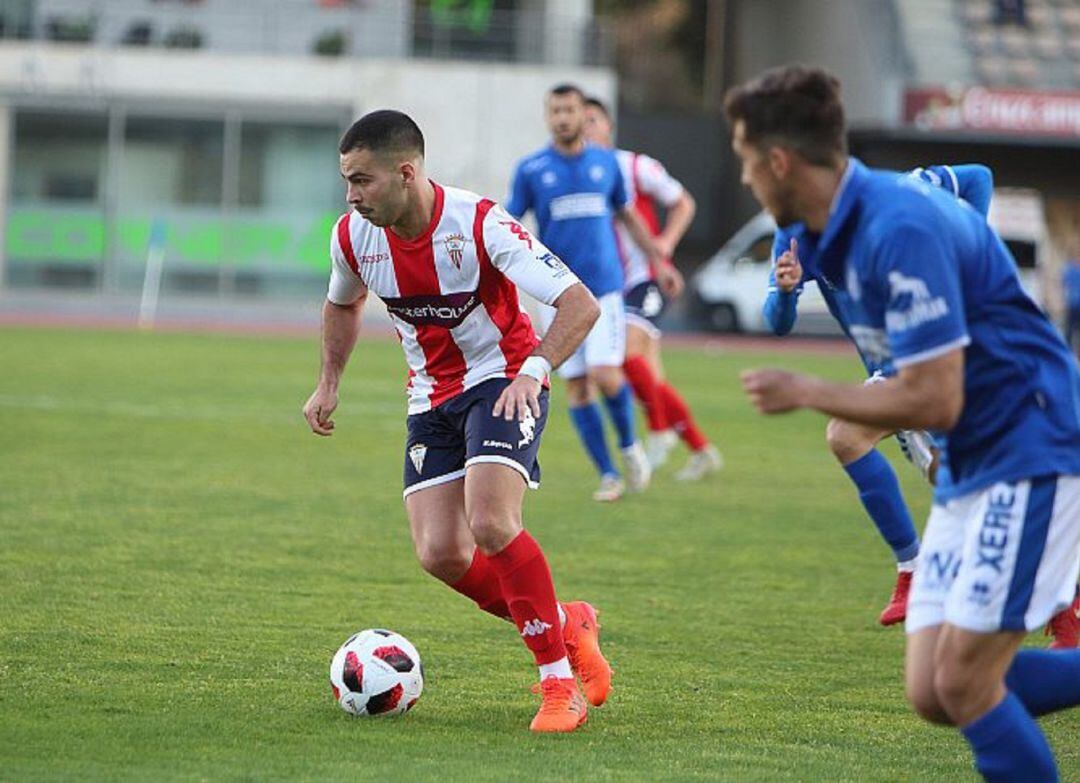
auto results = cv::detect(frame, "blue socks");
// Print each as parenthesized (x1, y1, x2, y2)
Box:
(961, 692, 1057, 782)
(602, 383, 637, 450)
(843, 450, 920, 563)
(1006, 648, 1080, 717)
(568, 403, 616, 477)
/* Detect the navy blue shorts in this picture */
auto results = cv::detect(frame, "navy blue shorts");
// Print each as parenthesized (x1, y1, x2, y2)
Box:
(624, 280, 668, 331)
(402, 377, 549, 498)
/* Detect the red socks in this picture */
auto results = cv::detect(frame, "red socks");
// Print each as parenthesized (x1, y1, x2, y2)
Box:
(450, 549, 511, 621)
(658, 382, 709, 451)
(625, 353, 711, 452)
(624, 355, 668, 431)
(487, 531, 567, 666)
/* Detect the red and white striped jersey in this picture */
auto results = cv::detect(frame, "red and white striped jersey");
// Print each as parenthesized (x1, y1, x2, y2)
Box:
(613, 149, 685, 290)
(328, 182, 580, 414)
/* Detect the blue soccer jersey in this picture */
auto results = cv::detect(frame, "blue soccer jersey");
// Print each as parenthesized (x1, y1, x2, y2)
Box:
(506, 143, 629, 297)
(810, 158, 1080, 501)
(764, 163, 994, 376)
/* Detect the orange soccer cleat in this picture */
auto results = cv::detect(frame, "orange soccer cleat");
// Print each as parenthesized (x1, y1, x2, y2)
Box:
(529, 677, 588, 733)
(879, 570, 913, 627)
(562, 601, 613, 707)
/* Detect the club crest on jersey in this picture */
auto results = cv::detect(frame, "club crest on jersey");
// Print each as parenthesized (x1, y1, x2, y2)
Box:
(443, 232, 467, 269)
(408, 443, 427, 475)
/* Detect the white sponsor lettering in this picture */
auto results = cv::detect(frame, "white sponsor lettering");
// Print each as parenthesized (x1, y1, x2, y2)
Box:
(849, 325, 892, 365)
(482, 439, 513, 451)
(549, 193, 609, 221)
(886, 271, 950, 332)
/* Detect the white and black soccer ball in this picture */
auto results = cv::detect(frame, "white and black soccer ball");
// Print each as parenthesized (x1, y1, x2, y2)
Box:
(329, 629, 424, 717)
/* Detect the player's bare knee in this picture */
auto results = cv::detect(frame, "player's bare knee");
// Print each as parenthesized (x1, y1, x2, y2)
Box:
(825, 418, 873, 464)
(931, 654, 987, 720)
(905, 677, 953, 725)
(468, 508, 522, 555)
(565, 376, 592, 406)
(414, 541, 471, 584)
(591, 366, 623, 397)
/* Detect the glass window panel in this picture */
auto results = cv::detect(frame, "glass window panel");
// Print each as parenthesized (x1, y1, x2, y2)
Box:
(238, 122, 341, 210)
(12, 110, 108, 204)
(121, 116, 224, 207)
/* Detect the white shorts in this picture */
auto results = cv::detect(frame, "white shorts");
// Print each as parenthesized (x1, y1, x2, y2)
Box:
(540, 291, 626, 379)
(906, 475, 1080, 634)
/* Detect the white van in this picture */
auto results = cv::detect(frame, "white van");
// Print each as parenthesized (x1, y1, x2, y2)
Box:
(691, 212, 840, 335)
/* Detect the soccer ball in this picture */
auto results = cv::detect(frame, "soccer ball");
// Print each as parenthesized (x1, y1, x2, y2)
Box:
(329, 629, 424, 716)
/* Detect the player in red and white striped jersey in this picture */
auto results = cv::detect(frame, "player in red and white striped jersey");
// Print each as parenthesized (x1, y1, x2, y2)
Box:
(584, 98, 722, 481)
(303, 111, 612, 733)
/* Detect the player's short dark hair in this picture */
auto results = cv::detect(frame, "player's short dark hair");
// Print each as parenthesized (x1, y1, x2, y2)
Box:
(723, 65, 847, 166)
(584, 96, 610, 117)
(547, 83, 585, 102)
(338, 110, 425, 158)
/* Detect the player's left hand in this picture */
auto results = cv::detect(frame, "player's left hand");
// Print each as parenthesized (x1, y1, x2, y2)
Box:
(740, 368, 812, 414)
(656, 262, 684, 299)
(493, 375, 542, 422)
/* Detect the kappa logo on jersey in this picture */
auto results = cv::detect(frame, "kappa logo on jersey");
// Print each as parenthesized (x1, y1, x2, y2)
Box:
(886, 271, 950, 333)
(520, 618, 553, 637)
(443, 232, 467, 268)
(408, 443, 427, 475)
(589, 164, 605, 182)
(499, 220, 533, 249)
(541, 171, 557, 187)
(518, 408, 537, 448)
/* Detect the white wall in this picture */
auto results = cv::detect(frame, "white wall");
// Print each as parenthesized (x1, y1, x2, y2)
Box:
(0, 42, 615, 205)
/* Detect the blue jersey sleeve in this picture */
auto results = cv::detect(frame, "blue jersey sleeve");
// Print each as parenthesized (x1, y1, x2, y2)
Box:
(950, 164, 993, 218)
(911, 164, 994, 218)
(763, 230, 799, 335)
(610, 157, 629, 212)
(505, 162, 532, 219)
(874, 220, 970, 369)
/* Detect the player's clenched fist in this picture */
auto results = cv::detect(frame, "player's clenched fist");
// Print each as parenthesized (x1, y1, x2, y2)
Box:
(774, 237, 802, 293)
(303, 386, 338, 436)
(740, 368, 811, 414)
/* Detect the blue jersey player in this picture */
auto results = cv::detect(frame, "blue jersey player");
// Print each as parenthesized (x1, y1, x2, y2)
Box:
(762, 164, 993, 629)
(507, 84, 669, 502)
(730, 65, 1080, 782)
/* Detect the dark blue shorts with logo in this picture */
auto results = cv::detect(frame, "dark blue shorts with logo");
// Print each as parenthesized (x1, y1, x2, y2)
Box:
(624, 280, 668, 328)
(402, 377, 549, 498)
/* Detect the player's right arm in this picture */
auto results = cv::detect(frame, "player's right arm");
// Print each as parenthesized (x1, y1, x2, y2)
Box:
(482, 205, 600, 421)
(762, 234, 802, 335)
(303, 225, 369, 436)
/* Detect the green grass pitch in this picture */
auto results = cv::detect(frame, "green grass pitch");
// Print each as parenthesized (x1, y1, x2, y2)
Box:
(1, 326, 1076, 781)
